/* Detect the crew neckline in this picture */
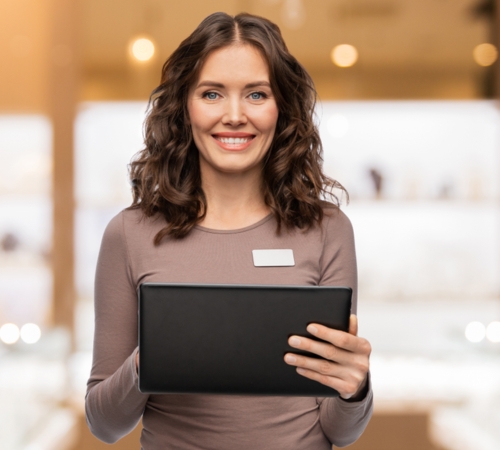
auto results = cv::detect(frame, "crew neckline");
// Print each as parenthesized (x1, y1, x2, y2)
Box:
(194, 213, 274, 234)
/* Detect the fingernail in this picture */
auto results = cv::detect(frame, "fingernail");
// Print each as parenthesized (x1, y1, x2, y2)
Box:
(285, 354, 296, 363)
(307, 325, 318, 334)
(290, 336, 301, 346)
(297, 368, 306, 375)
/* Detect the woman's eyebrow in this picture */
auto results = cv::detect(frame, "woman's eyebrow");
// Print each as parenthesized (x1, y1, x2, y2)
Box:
(196, 81, 225, 89)
(245, 81, 271, 89)
(196, 80, 271, 89)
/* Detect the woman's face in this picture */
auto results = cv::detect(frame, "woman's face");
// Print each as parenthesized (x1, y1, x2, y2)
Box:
(187, 44, 279, 178)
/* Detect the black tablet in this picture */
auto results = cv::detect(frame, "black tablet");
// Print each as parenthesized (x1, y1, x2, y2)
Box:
(138, 283, 352, 397)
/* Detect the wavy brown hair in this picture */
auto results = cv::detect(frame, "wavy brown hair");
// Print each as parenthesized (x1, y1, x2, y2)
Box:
(128, 12, 347, 243)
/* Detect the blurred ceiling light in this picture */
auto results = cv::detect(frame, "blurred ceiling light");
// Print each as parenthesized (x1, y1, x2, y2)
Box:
(327, 114, 349, 138)
(20, 323, 41, 344)
(465, 321, 485, 343)
(473, 43, 498, 67)
(331, 44, 358, 68)
(281, 0, 305, 29)
(130, 37, 155, 62)
(486, 321, 500, 343)
(0, 323, 20, 345)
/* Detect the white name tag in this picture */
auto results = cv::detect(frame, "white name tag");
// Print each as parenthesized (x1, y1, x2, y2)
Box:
(252, 249, 295, 267)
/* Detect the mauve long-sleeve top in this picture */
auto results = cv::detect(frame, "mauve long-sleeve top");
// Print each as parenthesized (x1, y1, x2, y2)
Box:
(85, 204, 373, 449)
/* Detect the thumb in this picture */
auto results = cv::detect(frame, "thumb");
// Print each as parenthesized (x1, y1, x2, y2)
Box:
(348, 314, 358, 336)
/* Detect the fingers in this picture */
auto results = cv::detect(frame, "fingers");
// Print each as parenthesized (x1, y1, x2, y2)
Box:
(307, 323, 356, 351)
(287, 335, 351, 364)
(284, 319, 371, 397)
(294, 366, 348, 392)
(304, 322, 370, 354)
(348, 314, 358, 336)
(285, 352, 345, 377)
(294, 366, 363, 396)
(285, 355, 368, 398)
(284, 349, 369, 379)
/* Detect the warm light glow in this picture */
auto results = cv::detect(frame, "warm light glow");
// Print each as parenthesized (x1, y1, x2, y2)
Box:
(473, 43, 498, 67)
(0, 323, 20, 344)
(486, 321, 500, 343)
(10, 35, 32, 58)
(331, 44, 358, 68)
(281, 0, 306, 29)
(327, 114, 349, 138)
(20, 323, 41, 344)
(465, 321, 485, 343)
(131, 38, 155, 62)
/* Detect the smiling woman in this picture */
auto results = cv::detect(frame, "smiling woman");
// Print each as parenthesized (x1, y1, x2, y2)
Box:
(187, 44, 279, 229)
(128, 12, 346, 241)
(85, 11, 373, 450)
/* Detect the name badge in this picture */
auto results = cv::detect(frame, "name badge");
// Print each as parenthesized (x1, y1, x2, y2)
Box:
(252, 249, 295, 267)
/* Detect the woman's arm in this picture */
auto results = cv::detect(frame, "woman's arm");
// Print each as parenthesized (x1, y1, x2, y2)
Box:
(295, 208, 373, 447)
(285, 316, 373, 446)
(85, 212, 149, 444)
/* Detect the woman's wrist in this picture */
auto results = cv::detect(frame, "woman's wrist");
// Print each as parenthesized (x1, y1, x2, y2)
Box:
(340, 374, 369, 403)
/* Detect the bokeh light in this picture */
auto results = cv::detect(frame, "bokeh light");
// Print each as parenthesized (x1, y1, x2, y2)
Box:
(473, 43, 498, 67)
(331, 44, 358, 68)
(130, 37, 155, 62)
(281, 0, 306, 30)
(486, 321, 500, 343)
(0, 323, 20, 344)
(20, 323, 41, 344)
(465, 321, 485, 343)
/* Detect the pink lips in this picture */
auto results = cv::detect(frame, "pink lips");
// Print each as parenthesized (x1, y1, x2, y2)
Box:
(212, 132, 256, 152)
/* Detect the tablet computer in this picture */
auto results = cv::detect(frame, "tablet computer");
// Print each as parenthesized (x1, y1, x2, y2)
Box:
(138, 283, 351, 397)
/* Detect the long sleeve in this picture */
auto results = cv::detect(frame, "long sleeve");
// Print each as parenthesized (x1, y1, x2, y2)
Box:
(317, 208, 374, 447)
(85, 212, 149, 444)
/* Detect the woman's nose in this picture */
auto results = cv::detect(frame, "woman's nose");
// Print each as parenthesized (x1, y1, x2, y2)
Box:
(222, 98, 247, 126)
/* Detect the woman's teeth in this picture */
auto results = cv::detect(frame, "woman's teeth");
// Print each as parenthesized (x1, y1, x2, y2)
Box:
(216, 137, 251, 144)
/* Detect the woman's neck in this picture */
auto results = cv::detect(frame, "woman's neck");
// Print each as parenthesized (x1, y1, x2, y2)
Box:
(198, 166, 270, 230)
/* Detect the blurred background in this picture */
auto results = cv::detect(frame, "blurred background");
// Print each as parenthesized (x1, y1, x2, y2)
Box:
(1, 0, 500, 449)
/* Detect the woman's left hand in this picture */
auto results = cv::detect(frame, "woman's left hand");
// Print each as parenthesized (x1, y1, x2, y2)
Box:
(284, 314, 371, 400)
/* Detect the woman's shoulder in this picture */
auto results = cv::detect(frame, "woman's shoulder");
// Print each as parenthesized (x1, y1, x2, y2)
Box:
(103, 207, 163, 241)
(319, 200, 353, 232)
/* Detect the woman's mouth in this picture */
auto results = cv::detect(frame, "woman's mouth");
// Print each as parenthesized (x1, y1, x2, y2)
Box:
(212, 134, 255, 151)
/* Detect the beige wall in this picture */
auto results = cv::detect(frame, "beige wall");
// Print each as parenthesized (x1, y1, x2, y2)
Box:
(0, 0, 53, 112)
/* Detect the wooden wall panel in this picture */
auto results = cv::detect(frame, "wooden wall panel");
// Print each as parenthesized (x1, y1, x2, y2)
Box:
(49, 0, 80, 335)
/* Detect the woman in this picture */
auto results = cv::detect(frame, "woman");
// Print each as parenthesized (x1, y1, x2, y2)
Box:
(86, 12, 373, 449)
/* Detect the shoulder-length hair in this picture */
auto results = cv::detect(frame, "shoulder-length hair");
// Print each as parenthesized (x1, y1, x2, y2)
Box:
(128, 12, 347, 244)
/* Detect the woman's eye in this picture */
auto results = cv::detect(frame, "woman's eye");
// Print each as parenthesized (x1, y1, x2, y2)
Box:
(203, 92, 219, 100)
(250, 92, 266, 100)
